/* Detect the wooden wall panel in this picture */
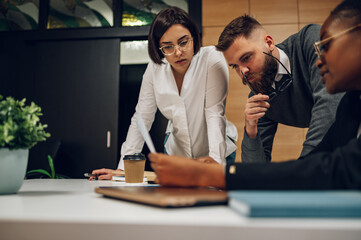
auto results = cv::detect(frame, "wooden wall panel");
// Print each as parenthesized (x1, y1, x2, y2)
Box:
(202, 0, 248, 27)
(299, 0, 343, 24)
(263, 24, 299, 44)
(202, 26, 224, 46)
(250, 0, 298, 24)
(225, 70, 249, 162)
(271, 124, 306, 162)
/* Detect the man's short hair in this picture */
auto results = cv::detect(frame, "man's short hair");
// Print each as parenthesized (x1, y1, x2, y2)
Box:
(216, 14, 262, 52)
(148, 7, 201, 64)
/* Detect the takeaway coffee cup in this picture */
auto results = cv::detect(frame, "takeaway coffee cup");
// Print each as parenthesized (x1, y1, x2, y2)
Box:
(123, 153, 146, 183)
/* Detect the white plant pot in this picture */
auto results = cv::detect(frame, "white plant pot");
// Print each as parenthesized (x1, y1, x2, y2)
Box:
(0, 148, 29, 194)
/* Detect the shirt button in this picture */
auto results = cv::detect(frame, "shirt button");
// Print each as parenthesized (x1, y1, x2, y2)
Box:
(229, 165, 236, 174)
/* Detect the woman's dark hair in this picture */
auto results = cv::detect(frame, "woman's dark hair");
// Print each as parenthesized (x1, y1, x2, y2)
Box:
(216, 14, 262, 52)
(148, 7, 201, 64)
(331, 0, 361, 25)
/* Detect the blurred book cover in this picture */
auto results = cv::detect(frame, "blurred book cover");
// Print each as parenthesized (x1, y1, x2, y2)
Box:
(229, 191, 361, 218)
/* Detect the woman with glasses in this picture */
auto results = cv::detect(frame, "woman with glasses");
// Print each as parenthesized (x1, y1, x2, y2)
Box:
(148, 0, 361, 190)
(90, 7, 237, 179)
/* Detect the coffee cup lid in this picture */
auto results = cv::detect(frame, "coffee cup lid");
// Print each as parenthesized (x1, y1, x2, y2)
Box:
(123, 153, 146, 160)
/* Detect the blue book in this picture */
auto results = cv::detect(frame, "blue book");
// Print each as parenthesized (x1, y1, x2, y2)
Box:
(228, 191, 361, 218)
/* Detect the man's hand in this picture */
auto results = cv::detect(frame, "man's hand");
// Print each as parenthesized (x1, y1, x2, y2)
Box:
(244, 94, 270, 138)
(148, 153, 225, 188)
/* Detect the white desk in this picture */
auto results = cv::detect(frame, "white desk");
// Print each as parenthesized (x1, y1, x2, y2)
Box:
(0, 179, 360, 240)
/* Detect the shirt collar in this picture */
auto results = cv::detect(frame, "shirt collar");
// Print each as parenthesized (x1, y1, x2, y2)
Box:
(274, 47, 291, 82)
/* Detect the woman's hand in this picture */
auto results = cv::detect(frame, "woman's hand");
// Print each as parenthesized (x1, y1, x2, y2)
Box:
(195, 156, 218, 164)
(89, 168, 123, 180)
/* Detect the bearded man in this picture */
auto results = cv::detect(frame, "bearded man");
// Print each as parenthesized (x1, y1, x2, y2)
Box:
(216, 15, 344, 163)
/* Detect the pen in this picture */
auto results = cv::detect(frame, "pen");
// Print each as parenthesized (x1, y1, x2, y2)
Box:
(136, 113, 156, 153)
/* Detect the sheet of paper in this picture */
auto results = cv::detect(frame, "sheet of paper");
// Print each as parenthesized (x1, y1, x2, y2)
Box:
(136, 113, 156, 153)
(112, 176, 147, 182)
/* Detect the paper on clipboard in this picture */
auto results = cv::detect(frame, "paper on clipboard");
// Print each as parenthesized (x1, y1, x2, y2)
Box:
(136, 113, 156, 153)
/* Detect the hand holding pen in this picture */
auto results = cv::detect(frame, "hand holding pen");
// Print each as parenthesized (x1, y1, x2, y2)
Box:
(85, 169, 123, 180)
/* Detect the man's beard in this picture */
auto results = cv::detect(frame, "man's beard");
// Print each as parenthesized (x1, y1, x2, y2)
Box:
(245, 53, 278, 94)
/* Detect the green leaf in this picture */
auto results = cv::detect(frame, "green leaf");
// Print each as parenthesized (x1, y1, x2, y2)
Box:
(26, 169, 52, 178)
(48, 155, 55, 179)
(0, 95, 50, 149)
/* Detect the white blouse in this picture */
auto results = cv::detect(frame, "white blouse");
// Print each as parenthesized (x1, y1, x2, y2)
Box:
(118, 46, 237, 169)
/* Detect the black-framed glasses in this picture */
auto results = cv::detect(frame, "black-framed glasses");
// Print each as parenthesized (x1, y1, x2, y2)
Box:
(159, 38, 193, 56)
(241, 52, 293, 102)
(314, 23, 361, 58)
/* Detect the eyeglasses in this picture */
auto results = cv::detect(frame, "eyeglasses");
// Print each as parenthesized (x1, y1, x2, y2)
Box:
(241, 52, 293, 102)
(159, 38, 193, 56)
(240, 70, 257, 95)
(314, 23, 361, 58)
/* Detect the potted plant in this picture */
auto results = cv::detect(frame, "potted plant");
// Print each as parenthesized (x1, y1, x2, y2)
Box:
(0, 95, 50, 194)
